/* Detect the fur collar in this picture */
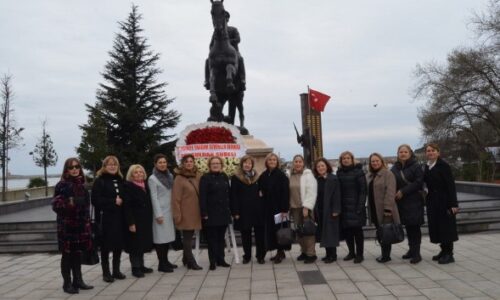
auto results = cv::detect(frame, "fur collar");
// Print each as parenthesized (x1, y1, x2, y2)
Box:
(234, 169, 259, 185)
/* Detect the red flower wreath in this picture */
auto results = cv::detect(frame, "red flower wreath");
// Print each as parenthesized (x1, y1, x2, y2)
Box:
(185, 127, 236, 144)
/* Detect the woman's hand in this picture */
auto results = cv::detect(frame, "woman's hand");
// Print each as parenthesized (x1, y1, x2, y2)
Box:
(332, 212, 339, 218)
(281, 212, 288, 219)
(129, 224, 136, 233)
(451, 207, 459, 215)
(234, 215, 240, 220)
(116, 196, 123, 206)
(383, 211, 392, 217)
(395, 190, 403, 200)
(302, 207, 309, 218)
(156, 216, 164, 224)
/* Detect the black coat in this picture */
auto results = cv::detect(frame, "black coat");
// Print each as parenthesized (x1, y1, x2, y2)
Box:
(391, 157, 425, 226)
(424, 158, 459, 244)
(258, 168, 290, 251)
(336, 164, 367, 228)
(122, 182, 154, 254)
(317, 174, 341, 248)
(230, 173, 264, 230)
(199, 172, 232, 227)
(91, 174, 125, 251)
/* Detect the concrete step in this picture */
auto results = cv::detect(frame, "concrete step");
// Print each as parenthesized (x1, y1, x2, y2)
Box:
(0, 221, 56, 231)
(0, 230, 57, 242)
(0, 240, 58, 253)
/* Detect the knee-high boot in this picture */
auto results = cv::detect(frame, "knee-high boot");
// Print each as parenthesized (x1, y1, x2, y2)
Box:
(61, 253, 78, 294)
(112, 250, 126, 279)
(101, 250, 113, 282)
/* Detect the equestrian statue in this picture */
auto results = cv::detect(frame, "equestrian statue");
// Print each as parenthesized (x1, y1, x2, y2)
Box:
(205, 0, 248, 135)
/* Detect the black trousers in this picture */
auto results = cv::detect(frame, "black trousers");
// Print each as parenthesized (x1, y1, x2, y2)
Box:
(241, 225, 265, 260)
(440, 242, 454, 255)
(344, 227, 364, 256)
(100, 248, 122, 274)
(129, 253, 145, 268)
(182, 230, 195, 262)
(61, 252, 81, 284)
(405, 225, 422, 247)
(205, 225, 227, 265)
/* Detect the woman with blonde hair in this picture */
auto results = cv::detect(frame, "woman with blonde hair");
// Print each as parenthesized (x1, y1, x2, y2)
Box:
(336, 151, 367, 263)
(230, 155, 265, 264)
(367, 153, 400, 263)
(199, 156, 232, 270)
(258, 152, 290, 264)
(91, 155, 126, 282)
(123, 164, 154, 277)
(391, 144, 424, 264)
(172, 154, 202, 270)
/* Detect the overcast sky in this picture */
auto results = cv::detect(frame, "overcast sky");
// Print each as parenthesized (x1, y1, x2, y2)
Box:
(0, 0, 489, 175)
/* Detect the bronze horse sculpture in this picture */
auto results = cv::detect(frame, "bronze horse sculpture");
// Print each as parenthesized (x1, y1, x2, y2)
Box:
(206, 0, 248, 135)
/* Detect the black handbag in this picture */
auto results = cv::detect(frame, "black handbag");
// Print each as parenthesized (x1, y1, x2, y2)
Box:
(82, 203, 100, 265)
(296, 218, 317, 236)
(376, 222, 405, 245)
(276, 221, 294, 246)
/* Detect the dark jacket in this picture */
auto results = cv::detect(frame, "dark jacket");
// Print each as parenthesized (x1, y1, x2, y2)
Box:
(230, 171, 264, 230)
(391, 157, 425, 226)
(52, 177, 92, 253)
(91, 173, 125, 251)
(318, 173, 342, 248)
(336, 164, 367, 228)
(122, 181, 154, 254)
(258, 168, 290, 251)
(199, 172, 232, 227)
(424, 158, 459, 244)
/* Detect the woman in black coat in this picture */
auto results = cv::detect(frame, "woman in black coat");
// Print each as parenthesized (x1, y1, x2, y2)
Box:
(123, 164, 154, 278)
(199, 156, 232, 271)
(391, 144, 425, 264)
(52, 158, 93, 294)
(336, 151, 367, 263)
(258, 153, 290, 264)
(91, 155, 126, 282)
(230, 155, 265, 264)
(424, 143, 459, 264)
(313, 158, 341, 263)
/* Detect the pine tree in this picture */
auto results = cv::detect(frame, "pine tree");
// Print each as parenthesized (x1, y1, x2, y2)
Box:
(77, 103, 109, 175)
(80, 5, 180, 172)
(30, 120, 57, 197)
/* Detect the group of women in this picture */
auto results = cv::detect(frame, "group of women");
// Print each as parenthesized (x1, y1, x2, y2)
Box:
(52, 142, 459, 294)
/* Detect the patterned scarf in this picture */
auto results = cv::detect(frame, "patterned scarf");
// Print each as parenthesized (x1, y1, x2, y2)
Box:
(153, 167, 173, 189)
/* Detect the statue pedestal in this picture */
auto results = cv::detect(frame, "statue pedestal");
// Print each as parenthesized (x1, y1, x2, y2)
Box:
(242, 135, 273, 174)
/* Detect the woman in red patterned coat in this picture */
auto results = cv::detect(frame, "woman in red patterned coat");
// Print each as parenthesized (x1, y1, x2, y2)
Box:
(52, 158, 94, 294)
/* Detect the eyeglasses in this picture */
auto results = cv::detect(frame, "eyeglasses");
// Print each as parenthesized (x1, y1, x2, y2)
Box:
(67, 165, 81, 170)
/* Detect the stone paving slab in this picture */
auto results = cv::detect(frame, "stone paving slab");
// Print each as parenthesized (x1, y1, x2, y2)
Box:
(1, 232, 500, 299)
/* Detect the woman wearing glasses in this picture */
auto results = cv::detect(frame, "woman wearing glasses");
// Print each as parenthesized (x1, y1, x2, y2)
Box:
(52, 158, 93, 294)
(91, 155, 126, 282)
(199, 156, 232, 270)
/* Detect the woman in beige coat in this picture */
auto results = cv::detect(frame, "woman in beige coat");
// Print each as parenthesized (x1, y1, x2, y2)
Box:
(366, 153, 400, 263)
(171, 154, 203, 270)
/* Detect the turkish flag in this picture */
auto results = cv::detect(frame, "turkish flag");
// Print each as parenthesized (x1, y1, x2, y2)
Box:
(308, 88, 330, 112)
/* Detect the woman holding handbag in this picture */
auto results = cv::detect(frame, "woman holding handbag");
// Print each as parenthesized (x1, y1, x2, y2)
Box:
(259, 152, 290, 264)
(391, 144, 424, 264)
(52, 158, 94, 294)
(148, 154, 177, 272)
(91, 155, 126, 282)
(367, 153, 400, 263)
(289, 154, 317, 264)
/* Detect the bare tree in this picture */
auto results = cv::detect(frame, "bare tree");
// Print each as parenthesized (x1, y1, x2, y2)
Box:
(30, 120, 58, 197)
(0, 74, 24, 201)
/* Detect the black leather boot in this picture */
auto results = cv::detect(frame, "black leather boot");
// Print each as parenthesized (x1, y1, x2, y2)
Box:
(72, 256, 93, 290)
(410, 244, 422, 264)
(101, 256, 114, 283)
(112, 251, 126, 280)
(62, 255, 78, 294)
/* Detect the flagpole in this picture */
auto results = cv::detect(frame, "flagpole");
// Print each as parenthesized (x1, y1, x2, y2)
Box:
(306, 85, 314, 167)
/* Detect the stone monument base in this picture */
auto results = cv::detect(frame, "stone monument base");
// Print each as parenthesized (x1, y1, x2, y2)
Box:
(242, 135, 274, 174)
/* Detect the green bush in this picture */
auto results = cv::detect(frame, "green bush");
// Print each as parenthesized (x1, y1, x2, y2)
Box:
(27, 177, 47, 188)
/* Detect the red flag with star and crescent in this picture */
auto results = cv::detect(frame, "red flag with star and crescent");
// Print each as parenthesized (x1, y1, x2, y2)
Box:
(308, 88, 331, 112)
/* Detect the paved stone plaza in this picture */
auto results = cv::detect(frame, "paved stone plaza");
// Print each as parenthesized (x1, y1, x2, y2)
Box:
(1, 232, 500, 300)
